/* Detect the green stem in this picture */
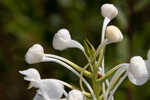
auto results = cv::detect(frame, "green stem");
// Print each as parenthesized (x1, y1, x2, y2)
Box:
(96, 63, 128, 83)
(105, 66, 127, 100)
(99, 94, 104, 100)
(45, 54, 92, 78)
(92, 63, 100, 99)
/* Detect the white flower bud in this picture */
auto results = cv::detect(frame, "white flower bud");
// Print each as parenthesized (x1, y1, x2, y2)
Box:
(52, 28, 84, 52)
(25, 44, 44, 64)
(101, 4, 118, 20)
(53, 29, 71, 50)
(106, 25, 123, 43)
(68, 90, 85, 100)
(128, 56, 149, 85)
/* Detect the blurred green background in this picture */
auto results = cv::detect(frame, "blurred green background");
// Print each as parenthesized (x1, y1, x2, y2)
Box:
(0, 0, 150, 100)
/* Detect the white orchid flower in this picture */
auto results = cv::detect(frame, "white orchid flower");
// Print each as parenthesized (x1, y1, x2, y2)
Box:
(19, 68, 69, 100)
(105, 55, 150, 100)
(128, 56, 149, 86)
(25, 44, 44, 64)
(67, 90, 85, 100)
(24, 44, 96, 100)
(52, 28, 85, 52)
(42, 57, 96, 100)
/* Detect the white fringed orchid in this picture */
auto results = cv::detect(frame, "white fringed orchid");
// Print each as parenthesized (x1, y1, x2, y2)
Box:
(128, 56, 149, 85)
(19, 2, 150, 100)
(52, 28, 85, 52)
(24, 44, 96, 100)
(103, 55, 150, 100)
(19, 68, 69, 100)
(67, 90, 85, 100)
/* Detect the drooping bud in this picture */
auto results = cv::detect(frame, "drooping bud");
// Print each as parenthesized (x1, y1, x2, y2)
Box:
(67, 90, 85, 100)
(25, 44, 44, 64)
(52, 29, 71, 50)
(52, 28, 84, 52)
(101, 4, 118, 20)
(128, 56, 149, 85)
(106, 25, 123, 43)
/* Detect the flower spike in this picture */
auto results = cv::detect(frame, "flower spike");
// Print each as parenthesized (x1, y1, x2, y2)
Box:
(52, 28, 85, 52)
(128, 56, 149, 85)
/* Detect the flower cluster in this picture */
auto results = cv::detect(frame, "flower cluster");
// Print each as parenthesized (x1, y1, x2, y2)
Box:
(19, 3, 150, 100)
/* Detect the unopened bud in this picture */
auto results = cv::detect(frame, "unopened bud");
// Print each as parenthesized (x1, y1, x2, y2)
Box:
(52, 28, 71, 51)
(52, 28, 84, 52)
(25, 44, 44, 64)
(106, 25, 123, 43)
(101, 4, 118, 20)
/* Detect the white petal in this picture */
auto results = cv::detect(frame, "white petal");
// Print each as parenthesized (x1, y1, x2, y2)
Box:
(67, 90, 85, 100)
(39, 79, 64, 100)
(101, 4, 118, 20)
(25, 44, 44, 64)
(128, 71, 148, 86)
(57, 29, 71, 40)
(33, 93, 44, 100)
(19, 68, 41, 82)
(33, 90, 51, 100)
(52, 28, 71, 50)
(52, 29, 84, 52)
(128, 56, 149, 85)
(66, 40, 84, 52)
(106, 25, 123, 43)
